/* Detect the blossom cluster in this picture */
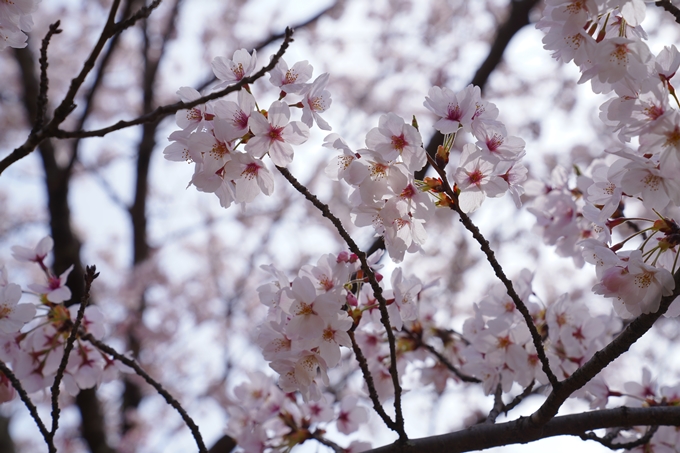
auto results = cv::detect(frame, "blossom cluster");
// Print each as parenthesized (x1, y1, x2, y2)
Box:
(321, 85, 527, 262)
(225, 371, 369, 452)
(164, 50, 331, 208)
(534, 0, 680, 317)
(0, 237, 112, 401)
(458, 270, 620, 394)
(0, 0, 39, 50)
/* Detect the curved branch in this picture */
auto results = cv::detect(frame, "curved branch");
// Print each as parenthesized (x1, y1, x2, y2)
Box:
(529, 269, 680, 426)
(367, 406, 680, 453)
(83, 334, 207, 453)
(275, 165, 407, 442)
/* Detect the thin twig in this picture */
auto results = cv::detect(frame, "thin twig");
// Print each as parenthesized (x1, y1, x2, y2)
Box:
(53, 27, 295, 139)
(656, 0, 680, 24)
(113, 0, 163, 33)
(49, 265, 99, 438)
(276, 165, 407, 442)
(35, 21, 62, 132)
(503, 381, 535, 414)
(579, 425, 659, 450)
(310, 428, 347, 453)
(347, 329, 398, 432)
(0, 361, 51, 451)
(485, 384, 504, 424)
(401, 327, 479, 383)
(83, 333, 207, 453)
(425, 153, 560, 390)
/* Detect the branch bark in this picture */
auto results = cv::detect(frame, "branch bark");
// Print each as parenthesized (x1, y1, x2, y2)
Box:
(367, 406, 680, 453)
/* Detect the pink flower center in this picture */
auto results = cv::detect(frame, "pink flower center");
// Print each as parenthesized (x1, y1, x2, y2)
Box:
(242, 162, 260, 180)
(268, 126, 285, 142)
(446, 104, 462, 122)
(232, 63, 245, 80)
(400, 184, 416, 199)
(486, 134, 504, 152)
(234, 110, 249, 129)
(664, 126, 680, 148)
(467, 169, 484, 185)
(391, 134, 408, 151)
(284, 69, 298, 85)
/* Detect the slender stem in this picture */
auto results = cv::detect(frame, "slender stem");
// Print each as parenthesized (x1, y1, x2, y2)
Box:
(275, 165, 408, 442)
(347, 330, 398, 431)
(35, 21, 62, 132)
(0, 361, 52, 451)
(50, 265, 99, 438)
(401, 327, 479, 383)
(84, 334, 207, 453)
(425, 153, 560, 389)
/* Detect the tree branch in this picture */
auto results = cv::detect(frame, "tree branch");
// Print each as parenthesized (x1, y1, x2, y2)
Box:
(0, 362, 51, 451)
(367, 406, 680, 453)
(83, 333, 207, 453)
(49, 265, 99, 439)
(656, 0, 680, 24)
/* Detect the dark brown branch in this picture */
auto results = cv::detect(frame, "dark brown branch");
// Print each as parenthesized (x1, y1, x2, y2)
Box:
(0, 362, 51, 451)
(485, 384, 504, 424)
(34, 21, 62, 132)
(529, 269, 680, 427)
(347, 329, 398, 432)
(52, 27, 295, 140)
(113, 0, 163, 33)
(367, 406, 680, 453)
(502, 381, 535, 414)
(656, 0, 680, 24)
(83, 333, 207, 453)
(276, 165, 407, 442)
(65, 0, 141, 174)
(49, 265, 99, 439)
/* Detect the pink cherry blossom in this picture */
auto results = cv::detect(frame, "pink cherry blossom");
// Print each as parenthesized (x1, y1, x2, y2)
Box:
(222, 152, 274, 203)
(245, 101, 310, 167)
(365, 112, 426, 172)
(300, 73, 332, 131)
(211, 48, 257, 88)
(0, 282, 36, 334)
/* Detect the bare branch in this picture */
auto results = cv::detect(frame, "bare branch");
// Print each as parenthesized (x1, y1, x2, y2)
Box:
(35, 21, 62, 132)
(579, 425, 659, 450)
(52, 27, 295, 139)
(656, 0, 680, 24)
(347, 329, 398, 432)
(484, 384, 504, 424)
(83, 333, 207, 453)
(113, 0, 163, 33)
(0, 362, 51, 451)
(401, 327, 480, 383)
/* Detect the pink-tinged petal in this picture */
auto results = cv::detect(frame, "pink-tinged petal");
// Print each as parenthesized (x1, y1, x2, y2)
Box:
(268, 101, 291, 127)
(282, 121, 310, 145)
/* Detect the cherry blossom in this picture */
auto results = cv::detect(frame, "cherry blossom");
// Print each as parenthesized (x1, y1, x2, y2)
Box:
(300, 73, 332, 131)
(245, 100, 310, 167)
(211, 48, 258, 88)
